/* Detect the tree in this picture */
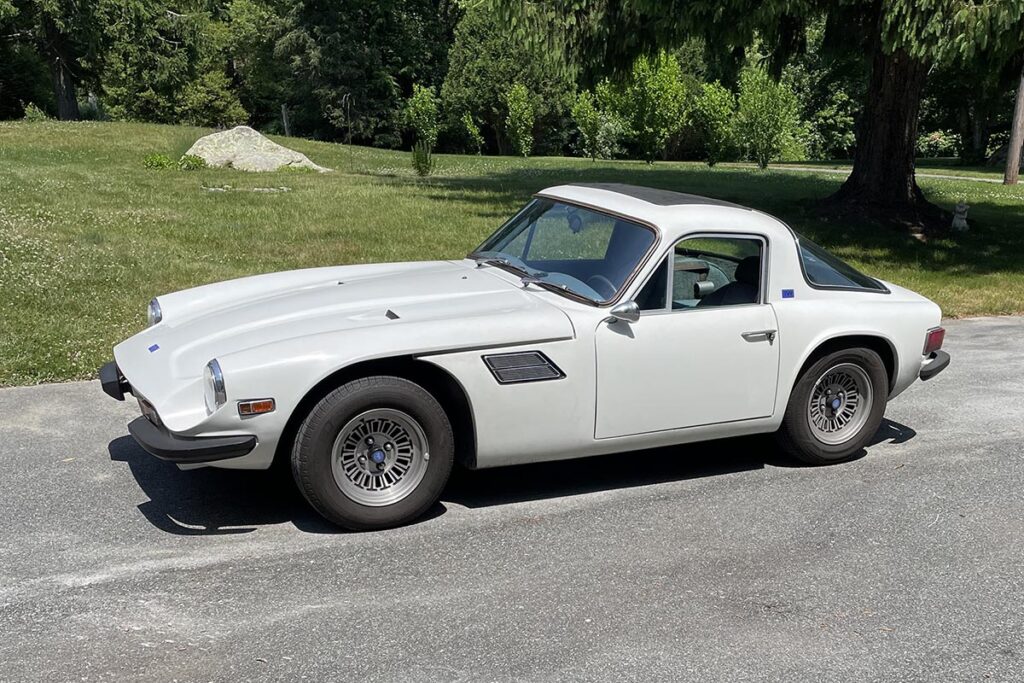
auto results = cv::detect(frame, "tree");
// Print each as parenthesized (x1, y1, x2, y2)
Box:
(0, 0, 110, 120)
(403, 83, 440, 149)
(1005, 63, 1024, 185)
(275, 0, 457, 144)
(736, 66, 799, 169)
(441, 5, 574, 154)
(99, 2, 247, 127)
(503, 82, 534, 156)
(693, 81, 736, 166)
(571, 90, 602, 160)
(605, 51, 688, 163)
(226, 0, 291, 129)
(498, 0, 1024, 231)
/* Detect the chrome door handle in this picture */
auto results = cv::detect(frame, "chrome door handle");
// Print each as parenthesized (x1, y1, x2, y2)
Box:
(742, 329, 777, 343)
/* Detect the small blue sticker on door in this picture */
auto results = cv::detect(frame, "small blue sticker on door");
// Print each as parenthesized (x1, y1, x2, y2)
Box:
(148, 343, 160, 353)
(781, 289, 795, 299)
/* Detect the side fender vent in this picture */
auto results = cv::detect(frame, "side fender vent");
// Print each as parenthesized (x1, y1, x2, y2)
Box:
(482, 351, 565, 384)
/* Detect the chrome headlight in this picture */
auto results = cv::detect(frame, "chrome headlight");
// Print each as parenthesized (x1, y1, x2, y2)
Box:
(203, 359, 226, 414)
(147, 298, 163, 326)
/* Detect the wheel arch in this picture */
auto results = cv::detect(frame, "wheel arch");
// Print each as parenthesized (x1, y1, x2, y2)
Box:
(794, 333, 898, 394)
(274, 356, 477, 470)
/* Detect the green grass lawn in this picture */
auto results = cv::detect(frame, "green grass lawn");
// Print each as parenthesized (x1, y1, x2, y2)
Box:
(2, 120, 1023, 386)
(770, 157, 1005, 180)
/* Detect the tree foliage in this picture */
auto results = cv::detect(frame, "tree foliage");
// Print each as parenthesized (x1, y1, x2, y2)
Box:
(602, 51, 688, 163)
(503, 83, 534, 157)
(440, 4, 573, 154)
(275, 0, 457, 144)
(692, 81, 736, 166)
(403, 84, 440, 149)
(736, 66, 799, 169)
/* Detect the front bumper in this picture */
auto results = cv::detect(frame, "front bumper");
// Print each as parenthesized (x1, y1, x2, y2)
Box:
(127, 416, 257, 463)
(920, 350, 950, 381)
(101, 360, 257, 464)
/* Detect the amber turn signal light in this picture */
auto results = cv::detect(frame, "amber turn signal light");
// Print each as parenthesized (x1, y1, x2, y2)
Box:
(238, 398, 275, 416)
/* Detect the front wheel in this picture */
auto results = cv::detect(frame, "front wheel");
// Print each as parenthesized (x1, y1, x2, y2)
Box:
(291, 376, 454, 530)
(776, 348, 888, 465)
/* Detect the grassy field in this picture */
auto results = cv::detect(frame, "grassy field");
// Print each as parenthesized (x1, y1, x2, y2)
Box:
(771, 158, 1006, 180)
(1, 120, 1023, 386)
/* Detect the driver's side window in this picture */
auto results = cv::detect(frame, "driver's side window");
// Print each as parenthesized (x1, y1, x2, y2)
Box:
(636, 235, 764, 311)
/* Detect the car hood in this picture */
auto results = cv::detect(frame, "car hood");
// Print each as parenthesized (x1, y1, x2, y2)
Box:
(114, 260, 574, 404)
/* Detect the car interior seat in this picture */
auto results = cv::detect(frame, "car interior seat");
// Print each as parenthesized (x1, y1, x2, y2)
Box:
(696, 255, 760, 307)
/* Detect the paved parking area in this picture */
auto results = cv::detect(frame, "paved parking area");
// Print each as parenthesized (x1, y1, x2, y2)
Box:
(1, 316, 1022, 682)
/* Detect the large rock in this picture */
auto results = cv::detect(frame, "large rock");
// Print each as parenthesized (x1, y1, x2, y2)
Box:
(185, 126, 331, 173)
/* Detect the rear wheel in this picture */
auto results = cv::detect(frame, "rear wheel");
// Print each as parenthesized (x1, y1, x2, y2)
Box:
(291, 376, 453, 530)
(776, 348, 888, 465)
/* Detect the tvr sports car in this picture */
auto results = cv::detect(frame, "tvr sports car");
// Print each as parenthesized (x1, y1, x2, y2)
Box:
(101, 183, 950, 529)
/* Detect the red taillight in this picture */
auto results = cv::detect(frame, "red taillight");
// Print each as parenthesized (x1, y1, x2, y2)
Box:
(924, 327, 945, 355)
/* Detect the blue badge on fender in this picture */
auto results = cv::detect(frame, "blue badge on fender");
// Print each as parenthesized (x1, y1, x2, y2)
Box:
(781, 289, 795, 299)
(148, 344, 160, 353)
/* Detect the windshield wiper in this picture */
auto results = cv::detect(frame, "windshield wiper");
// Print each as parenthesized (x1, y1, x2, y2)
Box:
(529, 278, 599, 304)
(473, 255, 528, 276)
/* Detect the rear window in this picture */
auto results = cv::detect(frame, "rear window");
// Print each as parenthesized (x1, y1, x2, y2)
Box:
(796, 236, 888, 292)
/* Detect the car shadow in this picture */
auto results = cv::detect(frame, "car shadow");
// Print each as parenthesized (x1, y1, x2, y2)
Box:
(109, 419, 915, 535)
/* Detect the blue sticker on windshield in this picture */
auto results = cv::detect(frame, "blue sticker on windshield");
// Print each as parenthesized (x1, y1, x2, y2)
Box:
(781, 289, 795, 299)
(148, 344, 160, 353)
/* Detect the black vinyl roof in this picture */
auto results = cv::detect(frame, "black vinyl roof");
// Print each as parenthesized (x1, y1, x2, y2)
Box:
(569, 183, 750, 210)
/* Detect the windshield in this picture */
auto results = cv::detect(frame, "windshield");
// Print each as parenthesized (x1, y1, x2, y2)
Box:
(796, 235, 888, 291)
(470, 199, 656, 303)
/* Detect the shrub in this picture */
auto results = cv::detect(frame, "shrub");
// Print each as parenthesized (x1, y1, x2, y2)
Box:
(143, 153, 175, 170)
(403, 84, 440, 149)
(503, 83, 534, 157)
(917, 130, 960, 158)
(21, 102, 50, 122)
(572, 91, 602, 160)
(736, 66, 800, 169)
(176, 71, 249, 128)
(177, 154, 207, 171)
(807, 90, 856, 159)
(605, 51, 689, 163)
(411, 140, 435, 176)
(462, 112, 484, 154)
(692, 81, 736, 166)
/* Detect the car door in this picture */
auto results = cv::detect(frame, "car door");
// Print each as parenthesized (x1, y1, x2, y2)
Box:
(594, 233, 780, 439)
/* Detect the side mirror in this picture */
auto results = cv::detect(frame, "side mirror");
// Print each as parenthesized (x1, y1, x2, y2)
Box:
(607, 300, 640, 324)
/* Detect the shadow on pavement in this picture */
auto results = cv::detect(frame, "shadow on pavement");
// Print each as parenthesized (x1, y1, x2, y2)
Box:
(109, 419, 914, 535)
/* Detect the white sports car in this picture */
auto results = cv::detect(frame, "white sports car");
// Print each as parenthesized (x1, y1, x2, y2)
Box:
(101, 183, 950, 529)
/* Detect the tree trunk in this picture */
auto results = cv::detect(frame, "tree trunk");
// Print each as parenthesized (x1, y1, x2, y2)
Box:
(826, 46, 941, 231)
(1004, 63, 1024, 185)
(50, 57, 80, 120)
(42, 18, 80, 121)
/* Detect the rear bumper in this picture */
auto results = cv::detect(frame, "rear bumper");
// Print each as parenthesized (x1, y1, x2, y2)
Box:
(920, 350, 950, 381)
(127, 416, 257, 463)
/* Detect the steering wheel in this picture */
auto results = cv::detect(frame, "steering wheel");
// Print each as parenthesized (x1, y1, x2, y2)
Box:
(586, 274, 617, 300)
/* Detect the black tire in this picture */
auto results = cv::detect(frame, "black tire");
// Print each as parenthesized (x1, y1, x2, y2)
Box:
(291, 376, 453, 530)
(776, 347, 888, 465)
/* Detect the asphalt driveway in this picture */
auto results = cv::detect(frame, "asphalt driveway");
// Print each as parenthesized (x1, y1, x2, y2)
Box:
(1, 316, 1022, 682)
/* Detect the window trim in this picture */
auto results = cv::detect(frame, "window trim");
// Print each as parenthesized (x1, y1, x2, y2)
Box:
(471, 194, 663, 309)
(778, 225, 890, 295)
(632, 232, 770, 315)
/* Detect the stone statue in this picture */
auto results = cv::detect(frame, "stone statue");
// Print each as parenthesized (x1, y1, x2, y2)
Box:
(951, 202, 969, 232)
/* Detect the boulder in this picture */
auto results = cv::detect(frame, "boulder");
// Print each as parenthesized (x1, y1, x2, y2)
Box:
(185, 126, 331, 173)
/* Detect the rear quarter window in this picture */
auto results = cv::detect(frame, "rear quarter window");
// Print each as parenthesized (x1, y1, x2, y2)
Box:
(797, 237, 888, 292)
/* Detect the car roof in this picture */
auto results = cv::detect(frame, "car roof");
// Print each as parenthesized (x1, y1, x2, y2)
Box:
(564, 183, 750, 210)
(534, 183, 792, 245)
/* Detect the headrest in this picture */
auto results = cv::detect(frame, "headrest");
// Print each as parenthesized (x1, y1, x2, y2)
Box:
(734, 255, 760, 286)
